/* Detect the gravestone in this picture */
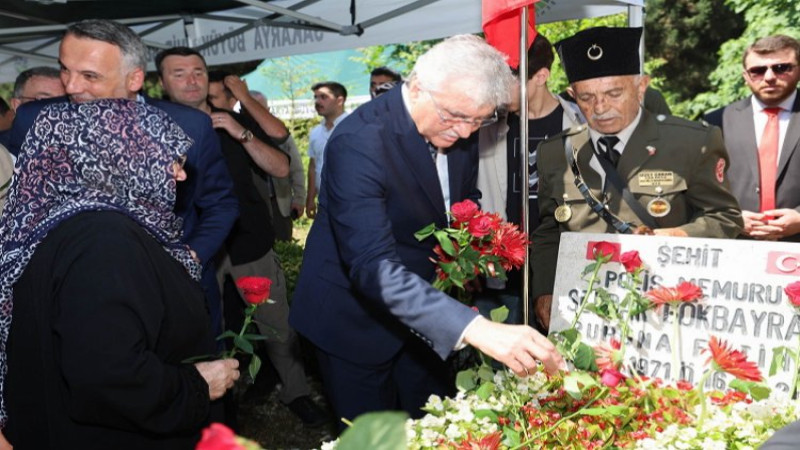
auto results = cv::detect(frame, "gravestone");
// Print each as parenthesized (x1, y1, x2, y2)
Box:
(550, 232, 800, 394)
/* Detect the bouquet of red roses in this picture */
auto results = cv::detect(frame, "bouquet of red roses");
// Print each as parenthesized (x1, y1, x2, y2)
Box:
(415, 199, 529, 303)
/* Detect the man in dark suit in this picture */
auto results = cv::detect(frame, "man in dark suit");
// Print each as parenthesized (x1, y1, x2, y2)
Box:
(5, 20, 238, 338)
(704, 35, 800, 241)
(289, 35, 564, 427)
(531, 27, 743, 329)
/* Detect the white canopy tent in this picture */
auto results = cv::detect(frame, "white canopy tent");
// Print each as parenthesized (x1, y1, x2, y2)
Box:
(0, 0, 643, 83)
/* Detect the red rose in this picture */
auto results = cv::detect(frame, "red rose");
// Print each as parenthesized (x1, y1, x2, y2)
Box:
(600, 368, 625, 387)
(450, 199, 479, 224)
(589, 241, 620, 262)
(235, 276, 272, 305)
(619, 251, 643, 273)
(786, 281, 800, 308)
(468, 215, 494, 238)
(196, 423, 245, 450)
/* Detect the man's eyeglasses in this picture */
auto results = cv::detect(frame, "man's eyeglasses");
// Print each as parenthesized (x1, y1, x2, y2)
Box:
(745, 63, 796, 80)
(426, 90, 497, 128)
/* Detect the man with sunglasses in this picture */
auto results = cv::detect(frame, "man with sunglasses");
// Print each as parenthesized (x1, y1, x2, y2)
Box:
(290, 35, 564, 430)
(705, 35, 800, 242)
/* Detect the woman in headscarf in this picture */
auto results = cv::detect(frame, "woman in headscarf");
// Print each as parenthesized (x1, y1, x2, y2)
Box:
(0, 99, 240, 449)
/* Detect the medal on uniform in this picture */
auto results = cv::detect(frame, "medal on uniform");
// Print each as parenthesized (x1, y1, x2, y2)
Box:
(555, 194, 572, 222)
(647, 186, 671, 217)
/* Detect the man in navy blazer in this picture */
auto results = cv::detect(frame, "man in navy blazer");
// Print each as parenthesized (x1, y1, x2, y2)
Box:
(289, 35, 563, 426)
(5, 20, 238, 338)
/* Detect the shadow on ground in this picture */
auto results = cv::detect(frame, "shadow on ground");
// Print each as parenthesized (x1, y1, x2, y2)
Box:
(232, 343, 338, 450)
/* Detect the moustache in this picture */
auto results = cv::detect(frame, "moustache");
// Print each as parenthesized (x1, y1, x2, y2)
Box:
(591, 112, 622, 122)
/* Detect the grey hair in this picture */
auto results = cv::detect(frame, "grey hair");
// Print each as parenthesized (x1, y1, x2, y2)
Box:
(13, 66, 61, 99)
(408, 34, 514, 109)
(65, 19, 148, 73)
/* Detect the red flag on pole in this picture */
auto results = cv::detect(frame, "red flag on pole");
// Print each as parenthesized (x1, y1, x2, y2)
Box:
(482, 0, 538, 69)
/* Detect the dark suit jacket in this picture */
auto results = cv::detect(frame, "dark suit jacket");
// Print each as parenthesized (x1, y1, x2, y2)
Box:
(7, 96, 238, 264)
(532, 111, 743, 298)
(289, 87, 480, 364)
(704, 93, 800, 241)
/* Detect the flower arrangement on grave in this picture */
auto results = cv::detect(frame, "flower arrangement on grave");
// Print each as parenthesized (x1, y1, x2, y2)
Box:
(321, 243, 800, 450)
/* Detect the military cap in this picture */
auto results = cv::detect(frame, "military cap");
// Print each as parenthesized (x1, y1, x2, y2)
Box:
(555, 27, 643, 83)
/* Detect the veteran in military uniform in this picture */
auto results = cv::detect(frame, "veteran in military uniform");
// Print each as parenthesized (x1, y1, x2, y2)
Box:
(530, 27, 743, 329)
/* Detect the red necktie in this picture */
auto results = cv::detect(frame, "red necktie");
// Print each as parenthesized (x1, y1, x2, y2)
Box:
(758, 107, 782, 212)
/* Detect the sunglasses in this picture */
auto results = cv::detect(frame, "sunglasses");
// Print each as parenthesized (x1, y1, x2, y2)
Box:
(745, 63, 796, 79)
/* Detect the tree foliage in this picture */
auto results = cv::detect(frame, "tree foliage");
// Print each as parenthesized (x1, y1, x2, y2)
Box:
(352, 40, 440, 78)
(687, 0, 800, 118)
(644, 0, 744, 107)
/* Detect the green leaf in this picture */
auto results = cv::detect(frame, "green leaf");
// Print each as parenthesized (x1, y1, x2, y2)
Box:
(573, 343, 599, 371)
(477, 365, 495, 382)
(337, 411, 408, 450)
(249, 354, 262, 380)
(456, 369, 477, 392)
(440, 261, 457, 275)
(770, 346, 791, 376)
(582, 262, 598, 277)
(556, 328, 580, 346)
(502, 426, 521, 447)
(233, 335, 254, 354)
(628, 295, 653, 317)
(564, 372, 598, 399)
(241, 333, 269, 341)
(216, 330, 238, 340)
(414, 223, 436, 241)
(475, 382, 495, 400)
(434, 231, 456, 256)
(749, 384, 771, 401)
(474, 409, 499, 423)
(490, 306, 509, 323)
(729, 379, 771, 401)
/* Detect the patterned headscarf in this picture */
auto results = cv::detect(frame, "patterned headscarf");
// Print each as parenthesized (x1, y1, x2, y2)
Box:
(0, 98, 200, 425)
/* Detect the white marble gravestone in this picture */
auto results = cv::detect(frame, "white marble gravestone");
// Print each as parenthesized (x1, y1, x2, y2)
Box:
(550, 232, 800, 394)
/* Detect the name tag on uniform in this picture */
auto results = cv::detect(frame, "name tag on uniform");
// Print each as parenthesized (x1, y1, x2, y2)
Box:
(637, 171, 674, 187)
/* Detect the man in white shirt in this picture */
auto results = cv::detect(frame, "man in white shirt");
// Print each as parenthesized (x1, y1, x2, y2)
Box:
(704, 35, 800, 241)
(306, 81, 348, 218)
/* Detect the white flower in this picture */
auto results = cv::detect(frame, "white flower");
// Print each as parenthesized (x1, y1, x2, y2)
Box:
(319, 440, 338, 450)
(444, 423, 463, 440)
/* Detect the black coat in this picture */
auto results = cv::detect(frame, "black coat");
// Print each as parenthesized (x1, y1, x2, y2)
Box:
(5, 212, 216, 449)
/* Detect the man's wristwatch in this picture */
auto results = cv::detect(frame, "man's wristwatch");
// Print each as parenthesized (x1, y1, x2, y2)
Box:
(239, 129, 254, 143)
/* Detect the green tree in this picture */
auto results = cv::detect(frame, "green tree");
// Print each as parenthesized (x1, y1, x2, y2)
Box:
(687, 0, 800, 118)
(644, 0, 744, 108)
(352, 40, 440, 77)
(259, 57, 321, 134)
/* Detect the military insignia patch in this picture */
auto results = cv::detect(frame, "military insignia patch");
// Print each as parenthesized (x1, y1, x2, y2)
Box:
(647, 197, 671, 217)
(637, 171, 674, 187)
(715, 158, 725, 183)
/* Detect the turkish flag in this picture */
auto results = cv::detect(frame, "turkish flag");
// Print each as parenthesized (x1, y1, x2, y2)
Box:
(482, 0, 538, 69)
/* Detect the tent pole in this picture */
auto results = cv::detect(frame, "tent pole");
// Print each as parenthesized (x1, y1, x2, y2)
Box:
(520, 6, 530, 327)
